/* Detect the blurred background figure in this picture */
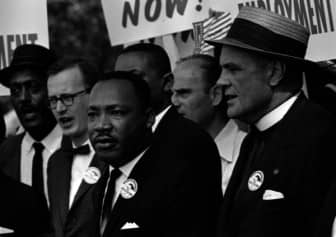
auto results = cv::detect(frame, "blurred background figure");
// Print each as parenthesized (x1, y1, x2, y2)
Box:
(172, 54, 247, 195)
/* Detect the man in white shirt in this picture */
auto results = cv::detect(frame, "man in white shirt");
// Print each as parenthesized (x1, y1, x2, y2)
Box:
(46, 57, 101, 237)
(0, 44, 61, 202)
(206, 6, 336, 237)
(172, 54, 247, 195)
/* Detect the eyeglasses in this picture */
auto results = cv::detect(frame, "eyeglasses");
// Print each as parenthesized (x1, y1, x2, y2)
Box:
(48, 89, 88, 109)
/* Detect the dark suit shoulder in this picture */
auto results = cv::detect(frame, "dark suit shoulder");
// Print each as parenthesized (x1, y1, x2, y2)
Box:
(0, 171, 50, 236)
(0, 134, 24, 160)
(0, 133, 24, 179)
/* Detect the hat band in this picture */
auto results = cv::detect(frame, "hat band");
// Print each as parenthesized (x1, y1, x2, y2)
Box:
(227, 18, 307, 58)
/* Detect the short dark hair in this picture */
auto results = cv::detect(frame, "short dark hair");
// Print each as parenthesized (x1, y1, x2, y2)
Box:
(47, 57, 100, 90)
(101, 71, 151, 111)
(120, 43, 171, 77)
(177, 54, 222, 91)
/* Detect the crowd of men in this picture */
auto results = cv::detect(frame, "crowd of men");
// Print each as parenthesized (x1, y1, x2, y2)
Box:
(0, 6, 335, 237)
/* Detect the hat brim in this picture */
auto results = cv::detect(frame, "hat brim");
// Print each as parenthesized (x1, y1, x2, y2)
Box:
(206, 38, 318, 71)
(0, 63, 46, 87)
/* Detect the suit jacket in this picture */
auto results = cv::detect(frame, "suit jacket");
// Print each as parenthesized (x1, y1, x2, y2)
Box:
(0, 133, 25, 180)
(314, 178, 336, 237)
(216, 94, 336, 237)
(47, 138, 107, 237)
(101, 107, 222, 237)
(0, 171, 50, 237)
(0, 131, 65, 181)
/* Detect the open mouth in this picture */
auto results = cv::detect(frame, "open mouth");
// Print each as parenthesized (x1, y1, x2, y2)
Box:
(59, 117, 74, 127)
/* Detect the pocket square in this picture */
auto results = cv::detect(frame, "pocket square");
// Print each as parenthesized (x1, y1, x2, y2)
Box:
(0, 226, 14, 234)
(121, 222, 139, 230)
(263, 189, 284, 200)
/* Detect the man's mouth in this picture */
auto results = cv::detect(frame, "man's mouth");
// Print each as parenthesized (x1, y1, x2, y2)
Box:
(225, 94, 237, 102)
(94, 136, 119, 150)
(59, 117, 74, 128)
(21, 107, 38, 120)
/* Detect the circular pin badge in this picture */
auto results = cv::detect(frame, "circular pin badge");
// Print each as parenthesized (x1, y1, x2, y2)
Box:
(120, 179, 138, 199)
(248, 170, 264, 191)
(83, 167, 101, 184)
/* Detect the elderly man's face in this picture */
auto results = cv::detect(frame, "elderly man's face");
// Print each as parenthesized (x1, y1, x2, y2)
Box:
(218, 46, 273, 123)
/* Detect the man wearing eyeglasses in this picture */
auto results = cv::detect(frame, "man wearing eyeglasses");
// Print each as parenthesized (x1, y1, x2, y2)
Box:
(46, 57, 102, 237)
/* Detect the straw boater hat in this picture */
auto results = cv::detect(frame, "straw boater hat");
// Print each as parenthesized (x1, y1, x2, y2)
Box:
(0, 44, 57, 87)
(206, 6, 316, 69)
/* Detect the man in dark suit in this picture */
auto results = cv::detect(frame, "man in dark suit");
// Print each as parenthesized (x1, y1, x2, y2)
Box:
(0, 170, 50, 236)
(206, 6, 336, 237)
(88, 71, 222, 237)
(0, 44, 62, 201)
(114, 43, 173, 131)
(46, 57, 103, 237)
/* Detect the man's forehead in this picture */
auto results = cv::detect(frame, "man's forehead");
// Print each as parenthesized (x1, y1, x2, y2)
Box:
(9, 71, 42, 85)
(90, 80, 136, 103)
(219, 46, 266, 64)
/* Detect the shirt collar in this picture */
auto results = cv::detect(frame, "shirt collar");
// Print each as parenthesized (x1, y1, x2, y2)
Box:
(152, 105, 171, 132)
(255, 93, 299, 131)
(215, 119, 239, 162)
(72, 139, 95, 154)
(111, 147, 149, 178)
(23, 124, 63, 153)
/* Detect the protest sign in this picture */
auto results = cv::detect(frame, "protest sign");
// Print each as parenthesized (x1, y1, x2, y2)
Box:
(101, 0, 210, 46)
(0, 0, 49, 95)
(214, 0, 336, 61)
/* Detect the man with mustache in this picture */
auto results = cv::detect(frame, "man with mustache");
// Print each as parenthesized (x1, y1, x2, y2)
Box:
(0, 44, 62, 202)
(88, 71, 222, 237)
(46, 57, 103, 237)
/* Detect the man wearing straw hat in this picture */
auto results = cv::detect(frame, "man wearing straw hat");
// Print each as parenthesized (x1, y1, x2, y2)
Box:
(207, 6, 336, 237)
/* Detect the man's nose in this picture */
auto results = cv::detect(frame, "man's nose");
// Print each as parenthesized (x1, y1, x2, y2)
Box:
(171, 92, 180, 107)
(55, 99, 66, 113)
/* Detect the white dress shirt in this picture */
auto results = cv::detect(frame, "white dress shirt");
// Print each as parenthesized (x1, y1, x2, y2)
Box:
(68, 140, 95, 208)
(215, 119, 247, 195)
(100, 148, 148, 233)
(255, 93, 299, 131)
(152, 106, 171, 132)
(21, 124, 63, 201)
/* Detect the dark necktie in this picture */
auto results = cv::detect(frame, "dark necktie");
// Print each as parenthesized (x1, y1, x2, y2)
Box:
(72, 144, 90, 155)
(101, 168, 122, 234)
(32, 142, 45, 195)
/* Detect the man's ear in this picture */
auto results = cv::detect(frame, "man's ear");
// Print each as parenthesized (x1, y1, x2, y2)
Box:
(145, 108, 156, 129)
(268, 60, 286, 87)
(210, 84, 223, 106)
(162, 72, 174, 93)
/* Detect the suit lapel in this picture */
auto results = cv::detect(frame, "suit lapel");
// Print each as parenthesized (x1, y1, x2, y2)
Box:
(55, 150, 73, 224)
(71, 154, 106, 208)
